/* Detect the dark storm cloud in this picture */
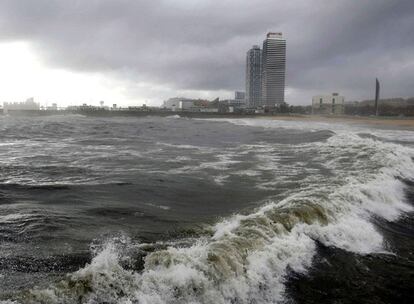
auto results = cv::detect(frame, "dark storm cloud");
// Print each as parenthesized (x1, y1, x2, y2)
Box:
(0, 0, 413, 103)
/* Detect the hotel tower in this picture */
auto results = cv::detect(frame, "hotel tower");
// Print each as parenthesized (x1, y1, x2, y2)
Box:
(245, 45, 262, 107)
(261, 32, 286, 107)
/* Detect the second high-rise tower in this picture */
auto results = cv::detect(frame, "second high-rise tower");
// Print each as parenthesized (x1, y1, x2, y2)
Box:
(261, 32, 286, 107)
(245, 45, 262, 107)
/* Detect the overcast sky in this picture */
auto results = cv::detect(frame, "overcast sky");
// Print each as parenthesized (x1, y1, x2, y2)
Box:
(0, 0, 413, 106)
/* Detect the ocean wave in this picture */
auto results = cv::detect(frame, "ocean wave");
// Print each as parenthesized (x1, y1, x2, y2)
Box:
(165, 115, 181, 119)
(12, 130, 413, 304)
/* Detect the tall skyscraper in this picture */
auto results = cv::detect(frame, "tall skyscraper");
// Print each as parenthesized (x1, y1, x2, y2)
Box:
(245, 45, 262, 107)
(261, 32, 286, 107)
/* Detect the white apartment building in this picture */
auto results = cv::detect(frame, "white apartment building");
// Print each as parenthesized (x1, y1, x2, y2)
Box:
(312, 93, 345, 114)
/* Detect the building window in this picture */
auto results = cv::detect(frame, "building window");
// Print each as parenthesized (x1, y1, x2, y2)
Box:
(333, 98, 335, 104)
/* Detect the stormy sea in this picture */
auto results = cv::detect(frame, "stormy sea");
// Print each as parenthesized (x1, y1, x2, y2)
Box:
(0, 114, 413, 304)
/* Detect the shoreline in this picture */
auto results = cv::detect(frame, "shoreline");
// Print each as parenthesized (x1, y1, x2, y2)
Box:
(2, 109, 414, 128)
(259, 114, 414, 128)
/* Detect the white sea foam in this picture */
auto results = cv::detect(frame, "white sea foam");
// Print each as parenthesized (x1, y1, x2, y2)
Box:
(232, 169, 261, 177)
(166, 115, 181, 119)
(156, 142, 214, 152)
(304, 215, 384, 254)
(199, 153, 241, 171)
(165, 156, 193, 163)
(144, 202, 171, 210)
(0, 213, 29, 223)
(213, 174, 229, 185)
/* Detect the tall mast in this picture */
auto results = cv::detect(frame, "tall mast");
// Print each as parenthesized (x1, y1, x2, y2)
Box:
(375, 78, 380, 116)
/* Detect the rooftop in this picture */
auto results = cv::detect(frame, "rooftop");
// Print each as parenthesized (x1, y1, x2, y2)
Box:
(266, 32, 283, 39)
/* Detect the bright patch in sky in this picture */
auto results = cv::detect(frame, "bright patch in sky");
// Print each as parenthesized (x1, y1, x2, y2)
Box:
(0, 42, 132, 107)
(0, 42, 235, 107)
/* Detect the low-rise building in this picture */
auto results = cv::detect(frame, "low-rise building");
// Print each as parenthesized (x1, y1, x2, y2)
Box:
(312, 93, 344, 115)
(219, 99, 246, 113)
(163, 97, 183, 111)
(179, 100, 197, 111)
(3, 97, 40, 114)
(163, 97, 218, 112)
(46, 103, 58, 110)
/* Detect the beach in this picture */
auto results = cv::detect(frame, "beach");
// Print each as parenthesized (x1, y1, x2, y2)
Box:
(263, 114, 414, 128)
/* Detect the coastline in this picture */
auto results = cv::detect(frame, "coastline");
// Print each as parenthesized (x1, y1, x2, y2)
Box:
(259, 114, 414, 128)
(2, 109, 414, 128)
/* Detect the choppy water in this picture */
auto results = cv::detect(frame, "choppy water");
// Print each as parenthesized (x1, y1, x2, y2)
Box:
(0, 115, 413, 303)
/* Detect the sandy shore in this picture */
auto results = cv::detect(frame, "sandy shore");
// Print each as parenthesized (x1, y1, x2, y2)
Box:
(260, 115, 414, 129)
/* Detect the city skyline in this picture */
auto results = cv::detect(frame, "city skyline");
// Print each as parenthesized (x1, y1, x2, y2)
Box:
(0, 1, 413, 107)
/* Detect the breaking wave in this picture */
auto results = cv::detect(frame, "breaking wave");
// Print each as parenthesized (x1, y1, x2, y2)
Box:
(10, 129, 414, 304)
